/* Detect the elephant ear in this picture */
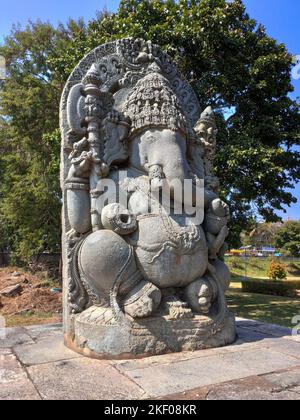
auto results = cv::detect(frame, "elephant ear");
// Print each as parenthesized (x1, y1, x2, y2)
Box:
(66, 83, 86, 137)
(102, 113, 131, 167)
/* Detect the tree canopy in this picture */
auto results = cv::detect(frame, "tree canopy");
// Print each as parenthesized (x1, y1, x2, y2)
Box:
(243, 222, 283, 248)
(275, 220, 300, 257)
(0, 0, 299, 260)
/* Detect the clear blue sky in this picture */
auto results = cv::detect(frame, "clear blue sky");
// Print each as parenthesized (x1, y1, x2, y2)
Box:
(0, 0, 299, 219)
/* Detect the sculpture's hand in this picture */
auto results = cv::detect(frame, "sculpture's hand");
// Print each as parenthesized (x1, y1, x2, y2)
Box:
(68, 151, 93, 178)
(69, 137, 89, 160)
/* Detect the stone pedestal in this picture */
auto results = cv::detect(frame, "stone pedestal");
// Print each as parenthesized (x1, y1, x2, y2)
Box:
(65, 306, 236, 359)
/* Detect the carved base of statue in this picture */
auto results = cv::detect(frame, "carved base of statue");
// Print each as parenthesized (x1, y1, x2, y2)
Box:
(65, 303, 236, 360)
(60, 39, 237, 360)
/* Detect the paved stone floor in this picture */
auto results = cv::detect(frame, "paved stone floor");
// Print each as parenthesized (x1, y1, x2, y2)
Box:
(0, 318, 300, 400)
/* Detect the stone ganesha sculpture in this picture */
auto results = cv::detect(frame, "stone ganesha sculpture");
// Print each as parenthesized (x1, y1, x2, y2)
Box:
(64, 59, 230, 323)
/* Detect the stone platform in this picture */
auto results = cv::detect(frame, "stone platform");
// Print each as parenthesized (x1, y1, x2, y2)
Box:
(1, 318, 300, 400)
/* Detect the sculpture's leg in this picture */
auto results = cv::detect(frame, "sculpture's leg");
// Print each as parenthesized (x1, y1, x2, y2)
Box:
(121, 280, 162, 319)
(184, 276, 217, 314)
(79, 230, 162, 320)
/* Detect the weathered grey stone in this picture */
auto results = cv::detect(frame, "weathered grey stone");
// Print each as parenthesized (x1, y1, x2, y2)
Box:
(24, 323, 62, 340)
(235, 329, 300, 362)
(112, 340, 260, 373)
(27, 358, 147, 400)
(259, 337, 300, 359)
(206, 375, 300, 400)
(14, 335, 81, 366)
(160, 376, 281, 400)
(113, 348, 230, 372)
(1, 321, 300, 400)
(60, 38, 235, 358)
(0, 283, 22, 296)
(0, 353, 41, 400)
(263, 368, 300, 390)
(71, 306, 236, 358)
(0, 327, 34, 348)
(116, 348, 300, 397)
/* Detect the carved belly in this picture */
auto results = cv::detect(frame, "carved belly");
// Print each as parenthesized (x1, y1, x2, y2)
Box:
(127, 214, 208, 288)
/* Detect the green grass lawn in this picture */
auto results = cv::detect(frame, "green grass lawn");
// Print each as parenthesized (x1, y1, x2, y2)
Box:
(226, 256, 300, 280)
(225, 258, 300, 327)
(227, 290, 300, 328)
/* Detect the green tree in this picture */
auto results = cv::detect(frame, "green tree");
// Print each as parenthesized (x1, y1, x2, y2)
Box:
(275, 220, 300, 257)
(51, 0, 300, 247)
(243, 222, 282, 248)
(0, 0, 300, 260)
(0, 22, 75, 260)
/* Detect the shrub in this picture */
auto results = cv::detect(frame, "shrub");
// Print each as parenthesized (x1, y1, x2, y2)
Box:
(287, 262, 300, 277)
(268, 260, 287, 281)
(241, 280, 300, 298)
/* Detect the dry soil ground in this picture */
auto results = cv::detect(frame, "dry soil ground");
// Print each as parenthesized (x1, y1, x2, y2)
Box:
(0, 267, 62, 327)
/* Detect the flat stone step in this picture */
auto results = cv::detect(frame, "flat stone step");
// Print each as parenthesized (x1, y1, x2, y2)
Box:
(1, 319, 300, 400)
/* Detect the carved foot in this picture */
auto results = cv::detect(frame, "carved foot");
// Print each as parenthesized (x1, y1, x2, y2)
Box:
(121, 280, 162, 319)
(184, 278, 215, 314)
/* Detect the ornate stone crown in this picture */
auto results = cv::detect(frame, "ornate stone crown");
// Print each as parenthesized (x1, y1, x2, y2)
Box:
(123, 65, 188, 139)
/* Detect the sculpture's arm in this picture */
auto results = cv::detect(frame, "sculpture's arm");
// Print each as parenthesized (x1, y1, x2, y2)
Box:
(65, 152, 94, 235)
(204, 189, 218, 208)
(207, 227, 229, 260)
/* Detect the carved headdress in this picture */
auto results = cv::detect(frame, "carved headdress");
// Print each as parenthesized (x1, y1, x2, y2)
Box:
(198, 106, 216, 126)
(194, 106, 218, 142)
(123, 64, 188, 139)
